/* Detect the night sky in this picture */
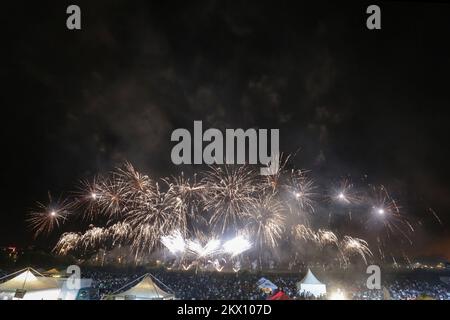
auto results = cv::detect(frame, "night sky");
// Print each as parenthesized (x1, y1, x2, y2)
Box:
(2, 1, 450, 258)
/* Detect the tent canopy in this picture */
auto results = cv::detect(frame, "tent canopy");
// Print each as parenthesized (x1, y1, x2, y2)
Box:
(109, 274, 174, 300)
(296, 269, 327, 298)
(299, 269, 325, 285)
(0, 267, 92, 300)
(0, 268, 59, 292)
(44, 268, 65, 278)
(45, 268, 62, 275)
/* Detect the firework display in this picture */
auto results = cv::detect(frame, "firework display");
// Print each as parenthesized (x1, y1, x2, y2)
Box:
(3, 0, 450, 306)
(26, 158, 437, 271)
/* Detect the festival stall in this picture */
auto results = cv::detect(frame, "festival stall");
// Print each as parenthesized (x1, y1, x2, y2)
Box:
(0, 267, 92, 300)
(0, 268, 61, 300)
(296, 268, 327, 298)
(105, 274, 175, 300)
(44, 268, 64, 278)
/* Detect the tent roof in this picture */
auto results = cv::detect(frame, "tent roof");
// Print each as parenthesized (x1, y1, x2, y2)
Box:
(111, 274, 173, 300)
(0, 269, 60, 292)
(299, 269, 324, 285)
(45, 268, 62, 275)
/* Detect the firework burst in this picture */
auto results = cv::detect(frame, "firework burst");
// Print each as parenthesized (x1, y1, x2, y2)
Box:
(74, 177, 103, 220)
(53, 232, 81, 255)
(186, 238, 222, 259)
(27, 193, 71, 238)
(116, 162, 156, 201)
(106, 221, 132, 246)
(245, 193, 285, 250)
(161, 229, 186, 255)
(341, 236, 373, 265)
(262, 153, 291, 192)
(222, 235, 252, 257)
(317, 229, 339, 247)
(163, 173, 206, 236)
(125, 185, 178, 254)
(203, 165, 259, 235)
(331, 179, 360, 205)
(34, 157, 437, 268)
(80, 226, 106, 251)
(368, 185, 414, 245)
(292, 224, 317, 242)
(283, 170, 316, 216)
(96, 176, 129, 220)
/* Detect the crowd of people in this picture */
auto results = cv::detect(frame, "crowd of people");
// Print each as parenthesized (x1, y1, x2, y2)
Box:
(84, 269, 268, 300)
(83, 270, 142, 300)
(352, 278, 450, 300)
(81, 268, 450, 300)
(384, 279, 448, 300)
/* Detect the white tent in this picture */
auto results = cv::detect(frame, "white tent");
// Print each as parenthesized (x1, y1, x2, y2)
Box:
(296, 269, 327, 298)
(0, 268, 61, 300)
(0, 268, 92, 300)
(44, 268, 64, 278)
(107, 274, 174, 300)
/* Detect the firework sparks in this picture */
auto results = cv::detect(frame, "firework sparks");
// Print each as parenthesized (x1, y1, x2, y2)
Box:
(292, 224, 317, 242)
(245, 194, 285, 250)
(203, 165, 259, 234)
(331, 179, 359, 205)
(317, 229, 339, 247)
(107, 221, 132, 246)
(53, 232, 81, 255)
(284, 170, 316, 215)
(163, 173, 206, 236)
(74, 177, 103, 220)
(341, 236, 373, 264)
(428, 208, 442, 225)
(161, 229, 186, 255)
(222, 235, 252, 257)
(293, 225, 339, 247)
(187, 238, 222, 258)
(126, 183, 182, 254)
(27, 193, 71, 238)
(368, 185, 414, 245)
(39, 158, 437, 268)
(96, 176, 128, 219)
(80, 226, 106, 250)
(117, 162, 156, 201)
(131, 223, 157, 256)
(262, 153, 291, 192)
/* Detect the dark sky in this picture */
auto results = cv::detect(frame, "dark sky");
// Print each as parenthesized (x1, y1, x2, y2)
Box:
(2, 1, 450, 258)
